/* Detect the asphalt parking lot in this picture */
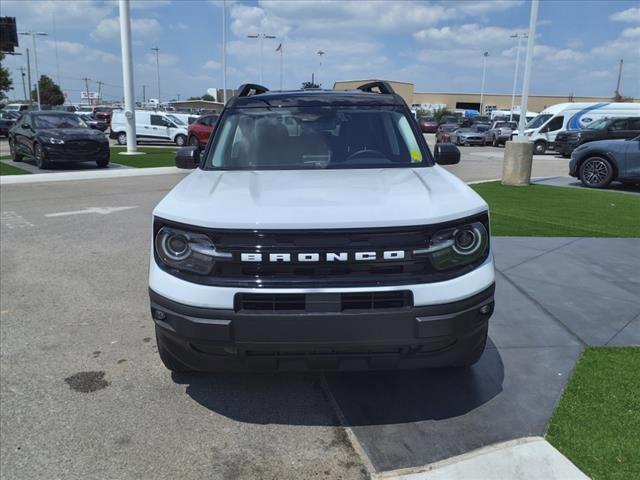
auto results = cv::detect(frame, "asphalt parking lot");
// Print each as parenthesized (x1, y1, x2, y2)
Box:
(2, 169, 638, 479)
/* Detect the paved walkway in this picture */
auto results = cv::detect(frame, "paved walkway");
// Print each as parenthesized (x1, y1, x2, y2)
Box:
(534, 175, 640, 195)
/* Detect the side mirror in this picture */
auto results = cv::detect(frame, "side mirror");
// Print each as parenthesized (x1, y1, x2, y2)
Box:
(175, 146, 200, 169)
(434, 143, 460, 165)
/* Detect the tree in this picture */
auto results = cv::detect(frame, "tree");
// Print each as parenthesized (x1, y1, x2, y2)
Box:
(201, 93, 215, 101)
(301, 81, 320, 89)
(432, 106, 454, 123)
(31, 75, 64, 106)
(0, 53, 13, 101)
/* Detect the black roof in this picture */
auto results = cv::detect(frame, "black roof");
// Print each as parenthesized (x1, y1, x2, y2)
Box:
(228, 87, 405, 109)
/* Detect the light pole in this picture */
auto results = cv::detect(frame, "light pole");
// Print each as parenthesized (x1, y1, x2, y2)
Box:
(317, 50, 325, 87)
(118, 0, 140, 155)
(151, 46, 161, 103)
(517, 0, 538, 140)
(509, 34, 528, 121)
(479, 51, 489, 115)
(222, 0, 227, 103)
(247, 33, 276, 85)
(19, 32, 47, 110)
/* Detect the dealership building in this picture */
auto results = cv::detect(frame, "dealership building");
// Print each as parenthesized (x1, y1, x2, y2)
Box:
(334, 79, 638, 114)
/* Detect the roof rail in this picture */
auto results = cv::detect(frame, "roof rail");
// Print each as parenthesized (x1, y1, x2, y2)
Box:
(357, 81, 395, 95)
(236, 83, 269, 97)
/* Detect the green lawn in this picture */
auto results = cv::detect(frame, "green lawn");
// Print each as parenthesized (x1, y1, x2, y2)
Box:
(547, 347, 640, 480)
(471, 182, 640, 237)
(110, 147, 177, 168)
(0, 161, 31, 175)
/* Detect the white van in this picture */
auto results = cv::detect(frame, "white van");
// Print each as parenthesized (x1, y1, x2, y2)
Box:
(110, 110, 189, 146)
(519, 102, 640, 154)
(489, 109, 537, 122)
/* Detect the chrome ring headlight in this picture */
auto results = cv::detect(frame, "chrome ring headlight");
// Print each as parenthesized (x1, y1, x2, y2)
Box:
(155, 226, 231, 275)
(414, 221, 489, 271)
(452, 226, 483, 255)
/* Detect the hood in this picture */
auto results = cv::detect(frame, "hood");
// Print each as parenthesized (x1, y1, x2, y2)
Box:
(37, 128, 105, 140)
(153, 167, 488, 229)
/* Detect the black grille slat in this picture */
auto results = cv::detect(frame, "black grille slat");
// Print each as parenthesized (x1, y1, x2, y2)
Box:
(341, 291, 412, 311)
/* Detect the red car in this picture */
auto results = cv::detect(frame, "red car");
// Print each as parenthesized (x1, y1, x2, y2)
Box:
(187, 114, 219, 149)
(435, 123, 459, 143)
(418, 116, 438, 133)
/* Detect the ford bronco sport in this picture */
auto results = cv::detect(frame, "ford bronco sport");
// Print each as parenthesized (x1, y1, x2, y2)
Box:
(149, 82, 495, 372)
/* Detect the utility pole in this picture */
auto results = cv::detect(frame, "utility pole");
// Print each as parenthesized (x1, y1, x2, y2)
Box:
(18, 67, 27, 102)
(614, 59, 624, 99)
(96, 81, 104, 104)
(82, 77, 91, 106)
(509, 33, 527, 121)
(26, 48, 32, 107)
(246, 33, 276, 84)
(20, 32, 48, 110)
(479, 51, 489, 115)
(151, 46, 161, 103)
(142, 84, 146, 105)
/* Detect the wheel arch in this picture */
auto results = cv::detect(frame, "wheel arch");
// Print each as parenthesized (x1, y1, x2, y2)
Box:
(575, 150, 619, 179)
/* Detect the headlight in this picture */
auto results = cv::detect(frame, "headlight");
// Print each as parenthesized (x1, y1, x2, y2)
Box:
(155, 226, 231, 275)
(46, 137, 65, 144)
(414, 221, 489, 271)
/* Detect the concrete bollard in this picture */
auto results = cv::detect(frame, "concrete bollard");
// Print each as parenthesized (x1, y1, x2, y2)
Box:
(502, 140, 533, 186)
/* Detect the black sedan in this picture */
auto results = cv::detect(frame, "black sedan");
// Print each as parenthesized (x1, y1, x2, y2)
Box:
(569, 136, 640, 188)
(8, 112, 110, 169)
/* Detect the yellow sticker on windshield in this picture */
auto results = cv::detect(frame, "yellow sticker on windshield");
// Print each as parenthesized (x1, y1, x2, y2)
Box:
(411, 149, 422, 163)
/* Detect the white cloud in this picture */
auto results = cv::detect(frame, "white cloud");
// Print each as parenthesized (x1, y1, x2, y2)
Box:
(414, 24, 523, 48)
(91, 17, 161, 41)
(1, 0, 114, 28)
(144, 51, 179, 67)
(610, 7, 640, 23)
(203, 60, 222, 70)
(130, 0, 172, 9)
(169, 22, 189, 30)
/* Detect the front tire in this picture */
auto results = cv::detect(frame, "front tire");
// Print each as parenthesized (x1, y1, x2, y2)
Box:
(579, 156, 614, 188)
(188, 135, 199, 148)
(175, 134, 186, 147)
(492, 136, 499, 147)
(533, 140, 547, 155)
(34, 143, 48, 169)
(116, 132, 127, 145)
(9, 139, 23, 162)
(155, 326, 194, 373)
(96, 157, 110, 168)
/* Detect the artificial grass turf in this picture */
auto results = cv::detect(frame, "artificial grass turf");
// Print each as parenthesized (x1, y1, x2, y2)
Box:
(547, 347, 640, 480)
(471, 182, 640, 237)
(110, 147, 177, 168)
(0, 161, 31, 175)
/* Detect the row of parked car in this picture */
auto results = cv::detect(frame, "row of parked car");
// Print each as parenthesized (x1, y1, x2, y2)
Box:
(432, 120, 518, 147)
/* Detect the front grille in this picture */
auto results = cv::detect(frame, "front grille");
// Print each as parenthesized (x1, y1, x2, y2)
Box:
(154, 212, 490, 288)
(235, 291, 413, 313)
(65, 140, 101, 155)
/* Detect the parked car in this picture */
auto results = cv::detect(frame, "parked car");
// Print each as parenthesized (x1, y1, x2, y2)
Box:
(450, 127, 486, 146)
(440, 115, 459, 125)
(150, 81, 495, 373)
(93, 106, 114, 125)
(77, 113, 109, 132)
(187, 114, 219, 148)
(418, 116, 438, 133)
(0, 111, 18, 137)
(8, 111, 110, 169)
(110, 110, 189, 146)
(569, 136, 640, 188)
(435, 123, 458, 143)
(471, 115, 491, 125)
(1, 103, 30, 112)
(555, 117, 640, 157)
(485, 121, 517, 146)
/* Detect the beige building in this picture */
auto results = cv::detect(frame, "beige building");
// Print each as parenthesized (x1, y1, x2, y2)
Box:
(334, 79, 638, 113)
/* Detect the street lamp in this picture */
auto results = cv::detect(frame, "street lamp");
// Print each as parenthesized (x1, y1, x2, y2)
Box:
(19, 31, 47, 110)
(317, 50, 325, 87)
(509, 34, 528, 121)
(479, 51, 489, 115)
(247, 33, 276, 84)
(151, 47, 161, 103)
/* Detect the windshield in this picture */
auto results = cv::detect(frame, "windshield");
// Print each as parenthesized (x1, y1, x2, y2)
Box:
(205, 106, 431, 170)
(585, 118, 608, 130)
(166, 114, 186, 126)
(526, 114, 552, 130)
(33, 114, 88, 129)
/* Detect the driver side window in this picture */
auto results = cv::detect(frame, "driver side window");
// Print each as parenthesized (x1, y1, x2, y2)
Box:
(543, 116, 564, 132)
(150, 115, 167, 127)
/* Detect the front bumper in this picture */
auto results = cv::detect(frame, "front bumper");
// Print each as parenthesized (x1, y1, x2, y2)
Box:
(555, 139, 580, 155)
(459, 137, 485, 145)
(150, 283, 495, 371)
(42, 143, 110, 163)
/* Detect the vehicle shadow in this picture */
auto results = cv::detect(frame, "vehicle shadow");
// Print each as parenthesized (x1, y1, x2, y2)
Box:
(172, 338, 504, 427)
(12, 159, 129, 172)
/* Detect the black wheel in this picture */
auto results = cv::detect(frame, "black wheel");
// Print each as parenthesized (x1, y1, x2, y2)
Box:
(533, 140, 547, 155)
(155, 326, 194, 373)
(96, 157, 110, 168)
(34, 143, 48, 169)
(175, 134, 187, 147)
(188, 135, 199, 147)
(492, 136, 499, 147)
(116, 132, 127, 145)
(579, 156, 614, 188)
(9, 139, 23, 162)
(452, 325, 488, 367)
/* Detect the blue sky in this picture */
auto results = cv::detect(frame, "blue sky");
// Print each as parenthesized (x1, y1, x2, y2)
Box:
(2, 0, 638, 103)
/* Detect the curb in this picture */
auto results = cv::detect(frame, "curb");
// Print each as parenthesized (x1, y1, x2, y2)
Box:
(0, 166, 185, 185)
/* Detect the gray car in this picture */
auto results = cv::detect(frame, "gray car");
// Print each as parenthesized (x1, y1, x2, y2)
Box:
(569, 136, 640, 188)
(485, 121, 517, 147)
(450, 127, 486, 146)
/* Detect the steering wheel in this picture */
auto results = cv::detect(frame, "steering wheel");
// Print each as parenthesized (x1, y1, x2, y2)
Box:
(345, 149, 386, 161)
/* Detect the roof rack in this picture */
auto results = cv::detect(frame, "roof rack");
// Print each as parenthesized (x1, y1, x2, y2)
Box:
(357, 81, 396, 95)
(236, 83, 269, 97)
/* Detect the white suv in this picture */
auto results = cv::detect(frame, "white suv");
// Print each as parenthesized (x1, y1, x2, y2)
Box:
(149, 82, 495, 372)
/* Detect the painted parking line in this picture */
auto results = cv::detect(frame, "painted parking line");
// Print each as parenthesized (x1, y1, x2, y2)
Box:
(45, 206, 138, 218)
(0, 211, 35, 229)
